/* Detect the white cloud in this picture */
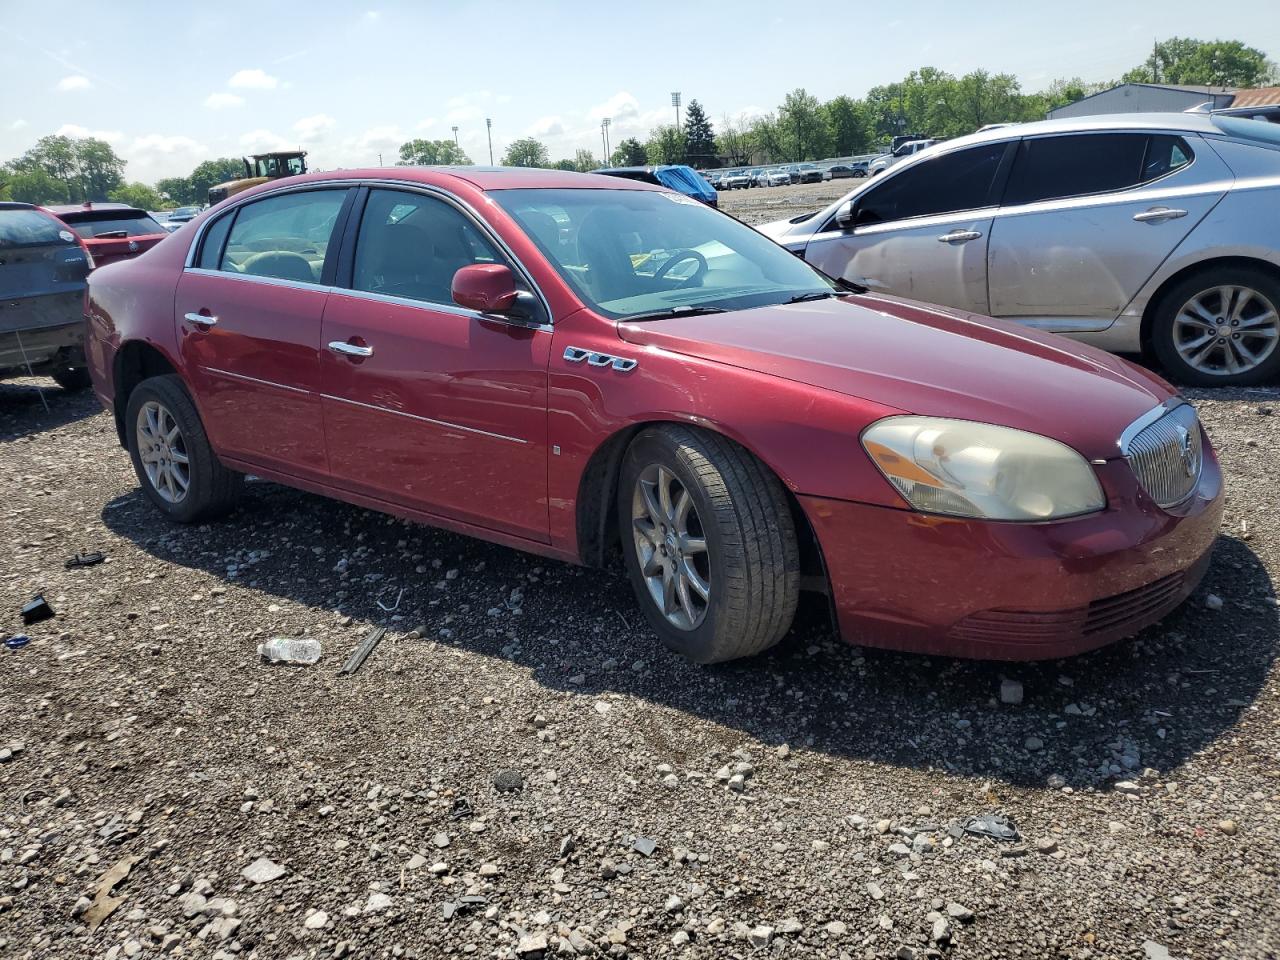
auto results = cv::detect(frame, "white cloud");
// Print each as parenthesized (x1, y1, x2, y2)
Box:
(228, 68, 278, 90)
(131, 133, 207, 154)
(10, 119, 28, 131)
(525, 116, 566, 138)
(204, 92, 245, 110)
(56, 123, 124, 143)
(240, 129, 293, 152)
(57, 75, 92, 92)
(416, 117, 438, 131)
(356, 125, 404, 151)
(293, 113, 336, 142)
(364, 9, 381, 20)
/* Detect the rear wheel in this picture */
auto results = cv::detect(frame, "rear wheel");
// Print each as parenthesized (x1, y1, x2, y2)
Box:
(1151, 266, 1280, 386)
(618, 426, 800, 663)
(125, 375, 243, 523)
(52, 366, 91, 391)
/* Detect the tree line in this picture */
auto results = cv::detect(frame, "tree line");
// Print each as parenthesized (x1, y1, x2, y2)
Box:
(2, 37, 1273, 205)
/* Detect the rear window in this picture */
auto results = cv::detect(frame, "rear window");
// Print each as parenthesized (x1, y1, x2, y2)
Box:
(1211, 115, 1280, 146)
(1003, 133, 1193, 206)
(59, 210, 167, 239)
(0, 208, 71, 248)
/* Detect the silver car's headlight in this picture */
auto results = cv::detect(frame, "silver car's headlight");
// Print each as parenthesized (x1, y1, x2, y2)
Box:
(861, 416, 1105, 521)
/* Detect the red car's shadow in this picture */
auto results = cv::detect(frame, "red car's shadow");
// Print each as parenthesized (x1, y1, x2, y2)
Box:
(101, 478, 1276, 792)
(0, 378, 99, 440)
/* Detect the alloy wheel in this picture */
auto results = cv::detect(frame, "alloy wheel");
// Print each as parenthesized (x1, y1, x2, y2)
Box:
(136, 400, 190, 504)
(631, 464, 711, 631)
(1173, 284, 1280, 377)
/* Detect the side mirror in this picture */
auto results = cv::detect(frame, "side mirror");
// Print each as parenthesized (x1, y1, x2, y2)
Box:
(835, 200, 858, 230)
(452, 263, 520, 314)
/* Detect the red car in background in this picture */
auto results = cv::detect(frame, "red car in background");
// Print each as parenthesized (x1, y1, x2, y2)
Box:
(44, 202, 169, 269)
(82, 168, 1223, 663)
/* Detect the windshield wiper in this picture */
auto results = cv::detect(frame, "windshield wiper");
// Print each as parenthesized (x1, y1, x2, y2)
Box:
(624, 305, 730, 322)
(832, 276, 869, 294)
(95, 230, 129, 239)
(785, 291, 840, 304)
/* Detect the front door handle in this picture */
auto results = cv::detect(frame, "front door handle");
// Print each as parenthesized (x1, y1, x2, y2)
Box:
(937, 230, 982, 243)
(184, 311, 217, 328)
(328, 340, 374, 358)
(1132, 207, 1188, 223)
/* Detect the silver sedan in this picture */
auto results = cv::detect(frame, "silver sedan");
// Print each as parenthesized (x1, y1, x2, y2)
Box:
(757, 113, 1280, 386)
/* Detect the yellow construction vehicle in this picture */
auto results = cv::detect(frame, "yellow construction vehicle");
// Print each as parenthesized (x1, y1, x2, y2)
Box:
(207, 151, 308, 205)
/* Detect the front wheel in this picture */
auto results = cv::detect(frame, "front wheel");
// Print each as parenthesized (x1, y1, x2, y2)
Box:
(125, 375, 243, 523)
(618, 426, 800, 663)
(1151, 267, 1280, 386)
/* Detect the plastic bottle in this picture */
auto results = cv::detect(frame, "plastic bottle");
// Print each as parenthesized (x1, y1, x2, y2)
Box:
(257, 636, 322, 665)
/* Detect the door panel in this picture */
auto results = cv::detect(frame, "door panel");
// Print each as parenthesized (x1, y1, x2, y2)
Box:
(320, 292, 552, 540)
(804, 215, 993, 314)
(987, 133, 1232, 328)
(176, 271, 329, 477)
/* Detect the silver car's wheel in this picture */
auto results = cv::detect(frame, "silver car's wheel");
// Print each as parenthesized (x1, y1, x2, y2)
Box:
(631, 463, 710, 631)
(136, 400, 190, 504)
(1173, 284, 1279, 377)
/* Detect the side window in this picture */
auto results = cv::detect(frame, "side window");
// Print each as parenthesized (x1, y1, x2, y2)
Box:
(1002, 133, 1189, 206)
(855, 143, 1006, 225)
(196, 213, 233, 270)
(219, 189, 347, 283)
(351, 189, 509, 305)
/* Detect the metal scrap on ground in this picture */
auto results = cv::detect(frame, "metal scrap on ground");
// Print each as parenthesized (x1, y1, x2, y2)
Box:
(340, 626, 387, 675)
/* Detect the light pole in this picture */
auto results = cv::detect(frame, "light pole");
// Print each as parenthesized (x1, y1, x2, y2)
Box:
(451, 125, 459, 148)
(671, 92, 682, 162)
(485, 118, 493, 165)
(601, 117, 611, 163)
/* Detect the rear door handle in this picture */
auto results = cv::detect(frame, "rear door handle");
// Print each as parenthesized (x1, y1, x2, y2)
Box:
(937, 230, 982, 243)
(184, 312, 217, 328)
(328, 340, 373, 358)
(1132, 207, 1188, 223)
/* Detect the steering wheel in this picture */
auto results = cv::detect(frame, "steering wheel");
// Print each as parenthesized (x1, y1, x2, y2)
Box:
(653, 248, 708, 286)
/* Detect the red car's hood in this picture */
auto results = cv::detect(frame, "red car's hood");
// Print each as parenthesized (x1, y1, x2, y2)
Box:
(618, 293, 1178, 461)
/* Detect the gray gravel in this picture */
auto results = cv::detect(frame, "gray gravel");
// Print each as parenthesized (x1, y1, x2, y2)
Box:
(1, 289, 1278, 958)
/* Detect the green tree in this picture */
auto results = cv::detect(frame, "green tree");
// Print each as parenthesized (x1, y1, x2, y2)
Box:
(942, 70, 1031, 137)
(779, 88, 832, 160)
(746, 114, 785, 163)
(8, 135, 125, 202)
(822, 96, 872, 157)
(397, 138, 471, 165)
(155, 176, 193, 206)
(1123, 38, 1270, 87)
(551, 158, 577, 171)
(109, 182, 165, 210)
(715, 115, 751, 166)
(683, 99, 717, 165)
(0, 165, 70, 204)
(572, 149, 598, 173)
(610, 137, 647, 166)
(188, 158, 246, 202)
(644, 125, 686, 164)
(78, 139, 126, 201)
(502, 137, 550, 167)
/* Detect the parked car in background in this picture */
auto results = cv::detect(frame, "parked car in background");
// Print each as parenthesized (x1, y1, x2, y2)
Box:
(723, 169, 753, 190)
(757, 168, 790, 187)
(746, 167, 764, 187)
(85, 166, 1222, 663)
(0, 202, 93, 389)
(166, 206, 204, 223)
(45, 203, 170, 268)
(592, 165, 718, 207)
(868, 139, 938, 176)
(792, 163, 823, 184)
(757, 113, 1280, 386)
(151, 213, 184, 233)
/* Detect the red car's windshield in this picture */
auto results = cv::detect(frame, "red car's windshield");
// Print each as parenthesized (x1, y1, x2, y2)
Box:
(493, 188, 834, 319)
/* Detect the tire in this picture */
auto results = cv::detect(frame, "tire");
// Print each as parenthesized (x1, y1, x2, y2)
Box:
(125, 375, 243, 523)
(617, 425, 800, 663)
(1150, 266, 1280, 387)
(52, 366, 92, 391)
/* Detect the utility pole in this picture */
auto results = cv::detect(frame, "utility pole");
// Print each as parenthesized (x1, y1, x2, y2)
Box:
(486, 118, 493, 165)
(452, 125, 459, 148)
(602, 117, 611, 163)
(378, 152, 383, 167)
(600, 122, 608, 165)
(671, 91, 683, 161)
(1153, 37, 1160, 83)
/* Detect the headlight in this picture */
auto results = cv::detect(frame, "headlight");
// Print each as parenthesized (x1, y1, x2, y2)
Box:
(861, 416, 1105, 521)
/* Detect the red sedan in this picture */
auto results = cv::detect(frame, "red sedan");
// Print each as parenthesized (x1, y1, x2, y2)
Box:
(82, 168, 1224, 662)
(44, 202, 169, 269)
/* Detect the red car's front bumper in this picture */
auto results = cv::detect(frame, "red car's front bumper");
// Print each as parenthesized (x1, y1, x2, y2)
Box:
(802, 449, 1224, 660)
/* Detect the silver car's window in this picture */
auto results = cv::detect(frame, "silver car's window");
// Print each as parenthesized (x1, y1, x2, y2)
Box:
(349, 188, 513, 306)
(854, 143, 1007, 225)
(1003, 133, 1192, 206)
(218, 190, 346, 283)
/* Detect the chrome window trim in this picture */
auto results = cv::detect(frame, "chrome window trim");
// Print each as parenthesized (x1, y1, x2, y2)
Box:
(327, 285, 554, 332)
(201, 366, 312, 395)
(185, 266, 334, 294)
(318, 393, 527, 444)
(184, 176, 555, 327)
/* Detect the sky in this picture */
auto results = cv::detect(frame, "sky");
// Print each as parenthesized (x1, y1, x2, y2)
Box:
(3, 0, 1279, 183)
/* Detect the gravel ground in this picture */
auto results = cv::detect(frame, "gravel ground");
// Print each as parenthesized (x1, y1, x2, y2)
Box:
(719, 180, 852, 226)
(2, 238, 1279, 960)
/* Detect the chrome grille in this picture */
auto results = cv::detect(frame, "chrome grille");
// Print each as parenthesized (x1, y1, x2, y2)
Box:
(1123, 404, 1203, 508)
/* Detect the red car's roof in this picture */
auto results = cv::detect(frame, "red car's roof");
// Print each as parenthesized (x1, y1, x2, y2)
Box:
(275, 166, 665, 192)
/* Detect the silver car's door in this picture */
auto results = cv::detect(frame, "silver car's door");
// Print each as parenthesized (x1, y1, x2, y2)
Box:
(802, 141, 1012, 315)
(987, 131, 1231, 332)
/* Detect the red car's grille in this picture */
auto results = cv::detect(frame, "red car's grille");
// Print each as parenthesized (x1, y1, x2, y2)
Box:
(950, 572, 1186, 646)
